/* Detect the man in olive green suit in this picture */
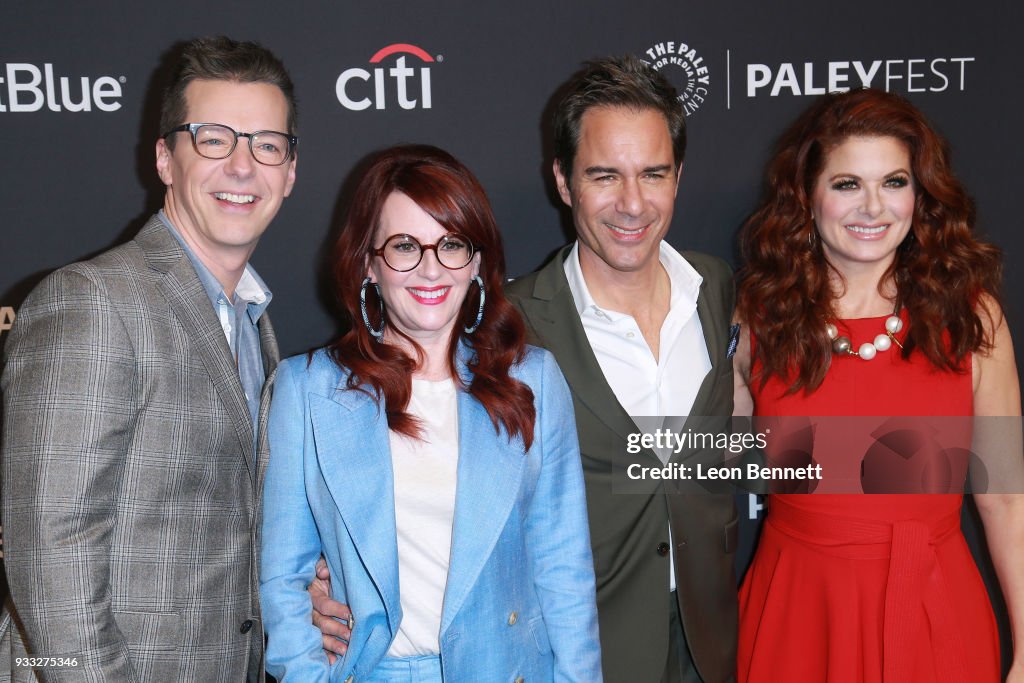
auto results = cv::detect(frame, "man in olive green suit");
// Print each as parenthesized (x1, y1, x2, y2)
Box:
(505, 56, 738, 683)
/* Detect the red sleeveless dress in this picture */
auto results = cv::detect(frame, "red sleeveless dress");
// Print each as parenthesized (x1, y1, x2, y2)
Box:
(737, 314, 1000, 682)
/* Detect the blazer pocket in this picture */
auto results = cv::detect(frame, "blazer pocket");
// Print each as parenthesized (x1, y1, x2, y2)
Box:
(113, 609, 182, 652)
(724, 516, 739, 554)
(528, 615, 551, 655)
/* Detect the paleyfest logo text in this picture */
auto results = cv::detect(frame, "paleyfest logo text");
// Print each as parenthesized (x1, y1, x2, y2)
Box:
(745, 57, 974, 97)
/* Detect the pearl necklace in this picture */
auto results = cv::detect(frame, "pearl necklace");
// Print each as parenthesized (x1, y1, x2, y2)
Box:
(827, 315, 904, 360)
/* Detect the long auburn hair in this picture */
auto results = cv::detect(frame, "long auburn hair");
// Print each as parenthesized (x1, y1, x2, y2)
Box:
(737, 88, 1002, 393)
(328, 144, 536, 448)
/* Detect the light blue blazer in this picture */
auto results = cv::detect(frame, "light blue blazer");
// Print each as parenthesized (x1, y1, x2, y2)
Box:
(260, 345, 602, 682)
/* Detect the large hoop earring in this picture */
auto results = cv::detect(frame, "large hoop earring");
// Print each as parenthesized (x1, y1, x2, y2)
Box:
(464, 275, 485, 334)
(360, 277, 385, 339)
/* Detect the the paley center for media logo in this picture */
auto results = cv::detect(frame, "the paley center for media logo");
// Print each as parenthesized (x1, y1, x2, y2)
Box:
(336, 43, 439, 111)
(641, 40, 710, 116)
(0, 63, 125, 112)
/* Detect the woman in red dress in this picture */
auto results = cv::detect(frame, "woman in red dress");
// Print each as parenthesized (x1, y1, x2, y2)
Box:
(733, 89, 1024, 682)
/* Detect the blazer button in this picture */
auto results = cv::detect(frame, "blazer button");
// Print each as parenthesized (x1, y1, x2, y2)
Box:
(656, 542, 670, 557)
(507, 611, 518, 626)
(514, 677, 524, 683)
(239, 619, 253, 634)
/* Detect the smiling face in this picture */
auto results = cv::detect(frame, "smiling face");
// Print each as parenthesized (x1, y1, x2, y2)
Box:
(156, 79, 296, 270)
(367, 191, 480, 348)
(555, 105, 680, 281)
(811, 135, 915, 278)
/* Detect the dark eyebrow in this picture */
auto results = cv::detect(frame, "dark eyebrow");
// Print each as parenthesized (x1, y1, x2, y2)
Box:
(582, 164, 674, 177)
(642, 164, 674, 175)
(826, 168, 912, 182)
(582, 166, 619, 176)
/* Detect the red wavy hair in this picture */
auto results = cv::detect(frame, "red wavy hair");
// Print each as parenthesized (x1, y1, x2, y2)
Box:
(737, 89, 1002, 393)
(328, 144, 536, 447)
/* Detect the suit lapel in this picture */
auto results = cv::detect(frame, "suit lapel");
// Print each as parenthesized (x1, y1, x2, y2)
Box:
(517, 248, 641, 445)
(138, 218, 255, 479)
(256, 366, 276, 498)
(441, 383, 525, 635)
(684, 278, 723, 418)
(309, 389, 402, 626)
(256, 314, 280, 494)
(258, 313, 280, 378)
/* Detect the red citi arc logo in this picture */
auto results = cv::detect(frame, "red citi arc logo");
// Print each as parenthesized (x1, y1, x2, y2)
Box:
(336, 43, 437, 111)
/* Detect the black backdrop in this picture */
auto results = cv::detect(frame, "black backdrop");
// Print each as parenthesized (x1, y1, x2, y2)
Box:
(2, 0, 1020, 674)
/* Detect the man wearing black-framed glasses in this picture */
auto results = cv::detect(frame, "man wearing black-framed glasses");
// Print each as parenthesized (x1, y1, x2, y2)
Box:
(162, 122, 297, 168)
(2, 36, 295, 682)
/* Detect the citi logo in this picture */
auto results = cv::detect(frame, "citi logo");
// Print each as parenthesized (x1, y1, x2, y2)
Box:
(336, 44, 438, 111)
(0, 63, 124, 113)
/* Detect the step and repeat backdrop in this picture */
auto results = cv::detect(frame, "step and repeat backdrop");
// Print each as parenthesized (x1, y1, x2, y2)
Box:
(1, 0, 1020, 672)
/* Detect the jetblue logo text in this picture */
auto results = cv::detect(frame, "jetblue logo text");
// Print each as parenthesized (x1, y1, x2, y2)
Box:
(336, 44, 437, 111)
(747, 57, 974, 97)
(0, 306, 15, 335)
(0, 64, 124, 113)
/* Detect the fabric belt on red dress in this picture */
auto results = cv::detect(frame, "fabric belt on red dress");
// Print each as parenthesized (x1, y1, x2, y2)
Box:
(767, 497, 967, 683)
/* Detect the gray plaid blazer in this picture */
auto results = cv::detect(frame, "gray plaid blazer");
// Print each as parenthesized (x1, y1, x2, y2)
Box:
(0, 215, 279, 682)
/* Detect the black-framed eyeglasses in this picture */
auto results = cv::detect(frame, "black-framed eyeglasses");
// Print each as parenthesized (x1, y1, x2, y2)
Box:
(372, 233, 476, 272)
(162, 123, 297, 166)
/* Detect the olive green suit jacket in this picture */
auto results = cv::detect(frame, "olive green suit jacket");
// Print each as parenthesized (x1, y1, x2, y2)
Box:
(505, 245, 738, 683)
